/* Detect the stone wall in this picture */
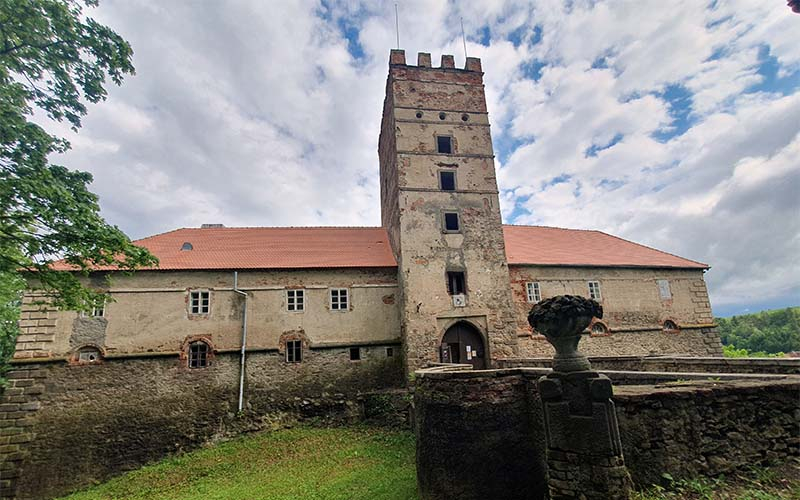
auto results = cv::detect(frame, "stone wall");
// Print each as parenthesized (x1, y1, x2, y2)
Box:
(0, 345, 403, 500)
(413, 366, 800, 499)
(498, 355, 800, 375)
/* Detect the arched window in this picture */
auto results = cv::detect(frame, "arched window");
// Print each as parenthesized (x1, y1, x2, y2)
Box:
(663, 320, 680, 334)
(591, 322, 609, 335)
(76, 346, 103, 363)
(188, 340, 210, 368)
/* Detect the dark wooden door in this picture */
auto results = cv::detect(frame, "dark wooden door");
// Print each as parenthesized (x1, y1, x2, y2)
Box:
(441, 322, 486, 369)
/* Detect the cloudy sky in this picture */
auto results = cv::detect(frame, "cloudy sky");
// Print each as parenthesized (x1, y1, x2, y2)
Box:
(51, 0, 798, 316)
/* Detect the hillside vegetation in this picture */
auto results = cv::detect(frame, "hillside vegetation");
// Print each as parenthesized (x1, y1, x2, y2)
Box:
(717, 307, 800, 356)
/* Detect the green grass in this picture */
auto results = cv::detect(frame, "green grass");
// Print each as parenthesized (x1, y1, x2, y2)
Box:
(61, 427, 418, 500)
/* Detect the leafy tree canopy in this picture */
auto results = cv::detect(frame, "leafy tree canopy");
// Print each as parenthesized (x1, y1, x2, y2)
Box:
(1, 0, 157, 313)
(717, 307, 800, 356)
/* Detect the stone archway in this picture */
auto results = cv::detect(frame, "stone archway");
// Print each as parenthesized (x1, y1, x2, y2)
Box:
(440, 321, 486, 369)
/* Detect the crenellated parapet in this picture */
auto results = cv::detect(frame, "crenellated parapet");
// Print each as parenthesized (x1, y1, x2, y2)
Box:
(388, 49, 482, 73)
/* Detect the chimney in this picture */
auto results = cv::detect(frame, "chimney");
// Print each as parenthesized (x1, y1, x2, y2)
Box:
(200, 224, 225, 229)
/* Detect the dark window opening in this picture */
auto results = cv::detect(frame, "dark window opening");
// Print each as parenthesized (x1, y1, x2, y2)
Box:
(190, 291, 210, 314)
(188, 341, 209, 368)
(181, 242, 193, 251)
(439, 171, 456, 191)
(349, 347, 361, 361)
(286, 340, 302, 363)
(444, 212, 460, 232)
(437, 136, 453, 154)
(386, 347, 394, 357)
(447, 271, 466, 295)
(439, 112, 446, 120)
(415, 111, 423, 119)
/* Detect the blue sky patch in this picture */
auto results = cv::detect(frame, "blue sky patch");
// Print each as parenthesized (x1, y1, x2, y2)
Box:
(585, 133, 623, 157)
(652, 84, 695, 142)
(745, 45, 800, 96)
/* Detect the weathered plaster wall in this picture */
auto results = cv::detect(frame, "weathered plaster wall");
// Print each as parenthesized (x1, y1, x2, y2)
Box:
(14, 268, 400, 360)
(0, 346, 403, 500)
(510, 266, 721, 357)
(379, 50, 519, 373)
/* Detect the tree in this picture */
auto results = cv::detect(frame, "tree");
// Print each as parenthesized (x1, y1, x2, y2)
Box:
(1, 1, 156, 320)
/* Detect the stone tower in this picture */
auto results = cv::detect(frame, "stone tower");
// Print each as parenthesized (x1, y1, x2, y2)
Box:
(379, 49, 518, 374)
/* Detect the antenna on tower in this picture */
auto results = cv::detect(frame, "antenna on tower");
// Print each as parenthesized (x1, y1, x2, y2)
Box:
(461, 17, 467, 59)
(395, 2, 400, 49)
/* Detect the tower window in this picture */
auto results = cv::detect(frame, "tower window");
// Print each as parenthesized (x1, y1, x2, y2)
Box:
(443, 212, 460, 232)
(188, 341, 210, 368)
(286, 340, 302, 363)
(287, 289, 305, 312)
(437, 136, 453, 154)
(349, 347, 362, 361)
(588, 281, 602, 300)
(447, 271, 466, 295)
(439, 170, 456, 191)
(189, 290, 210, 314)
(330, 288, 349, 311)
(526, 282, 541, 303)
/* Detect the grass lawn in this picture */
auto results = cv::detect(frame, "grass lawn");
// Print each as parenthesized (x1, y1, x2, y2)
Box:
(61, 427, 418, 500)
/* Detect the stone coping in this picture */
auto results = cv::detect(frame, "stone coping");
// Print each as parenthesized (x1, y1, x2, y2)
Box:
(498, 355, 800, 366)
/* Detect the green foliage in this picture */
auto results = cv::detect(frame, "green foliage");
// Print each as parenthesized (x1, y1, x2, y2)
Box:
(60, 426, 418, 500)
(0, 271, 23, 382)
(722, 344, 783, 359)
(0, 0, 157, 316)
(717, 307, 800, 355)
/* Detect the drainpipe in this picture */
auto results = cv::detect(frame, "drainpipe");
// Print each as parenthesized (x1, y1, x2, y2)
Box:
(233, 272, 248, 412)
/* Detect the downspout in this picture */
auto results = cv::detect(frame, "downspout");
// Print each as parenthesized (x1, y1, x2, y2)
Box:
(233, 272, 248, 412)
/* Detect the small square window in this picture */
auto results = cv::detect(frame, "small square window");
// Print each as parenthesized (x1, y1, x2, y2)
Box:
(588, 281, 602, 300)
(447, 271, 466, 295)
(287, 289, 305, 312)
(526, 282, 541, 303)
(386, 347, 394, 357)
(190, 291, 210, 314)
(330, 288, 349, 311)
(443, 212, 460, 232)
(439, 170, 456, 191)
(349, 347, 361, 361)
(436, 136, 453, 154)
(286, 340, 302, 363)
(188, 341, 209, 368)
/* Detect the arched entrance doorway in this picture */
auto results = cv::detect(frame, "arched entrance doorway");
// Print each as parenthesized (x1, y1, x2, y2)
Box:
(440, 321, 487, 369)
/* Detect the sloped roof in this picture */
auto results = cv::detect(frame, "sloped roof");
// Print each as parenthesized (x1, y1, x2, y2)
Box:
(54, 224, 707, 271)
(503, 225, 708, 269)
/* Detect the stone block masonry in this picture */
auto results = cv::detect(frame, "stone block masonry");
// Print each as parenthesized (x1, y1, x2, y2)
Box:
(0, 346, 403, 500)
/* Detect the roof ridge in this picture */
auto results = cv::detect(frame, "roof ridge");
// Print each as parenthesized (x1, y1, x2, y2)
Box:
(133, 227, 190, 243)
(594, 230, 709, 269)
(503, 224, 601, 233)
(177, 226, 386, 230)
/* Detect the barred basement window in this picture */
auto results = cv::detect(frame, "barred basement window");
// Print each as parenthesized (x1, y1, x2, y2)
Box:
(287, 289, 305, 312)
(190, 290, 210, 314)
(446, 271, 466, 295)
(349, 347, 361, 361)
(526, 282, 541, 303)
(663, 320, 679, 333)
(286, 340, 302, 363)
(591, 322, 608, 335)
(188, 341, 209, 368)
(588, 281, 602, 300)
(330, 288, 349, 311)
(77, 346, 102, 363)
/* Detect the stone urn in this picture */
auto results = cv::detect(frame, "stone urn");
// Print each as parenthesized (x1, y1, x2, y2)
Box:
(527, 295, 603, 372)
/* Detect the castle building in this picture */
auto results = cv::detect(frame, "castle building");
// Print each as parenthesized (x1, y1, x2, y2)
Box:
(3, 49, 723, 500)
(14, 50, 722, 374)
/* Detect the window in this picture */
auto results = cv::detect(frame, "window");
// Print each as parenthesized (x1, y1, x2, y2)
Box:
(190, 291, 210, 314)
(526, 282, 541, 303)
(330, 288, 349, 311)
(439, 170, 456, 191)
(447, 271, 466, 295)
(287, 289, 305, 312)
(436, 136, 453, 154)
(188, 341, 209, 368)
(349, 347, 361, 361)
(80, 298, 106, 318)
(591, 322, 608, 335)
(286, 340, 302, 363)
(663, 320, 679, 333)
(386, 347, 394, 357)
(443, 211, 460, 232)
(656, 279, 671, 299)
(77, 346, 102, 363)
(588, 281, 602, 300)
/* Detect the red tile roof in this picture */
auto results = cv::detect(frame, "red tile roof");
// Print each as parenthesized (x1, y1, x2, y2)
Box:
(54, 225, 707, 271)
(503, 225, 708, 269)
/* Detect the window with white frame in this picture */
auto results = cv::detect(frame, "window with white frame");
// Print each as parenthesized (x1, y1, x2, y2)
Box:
(330, 288, 349, 311)
(286, 339, 302, 363)
(656, 279, 671, 300)
(588, 281, 602, 300)
(189, 290, 210, 314)
(80, 299, 105, 318)
(287, 289, 305, 312)
(526, 282, 541, 303)
(187, 341, 210, 368)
